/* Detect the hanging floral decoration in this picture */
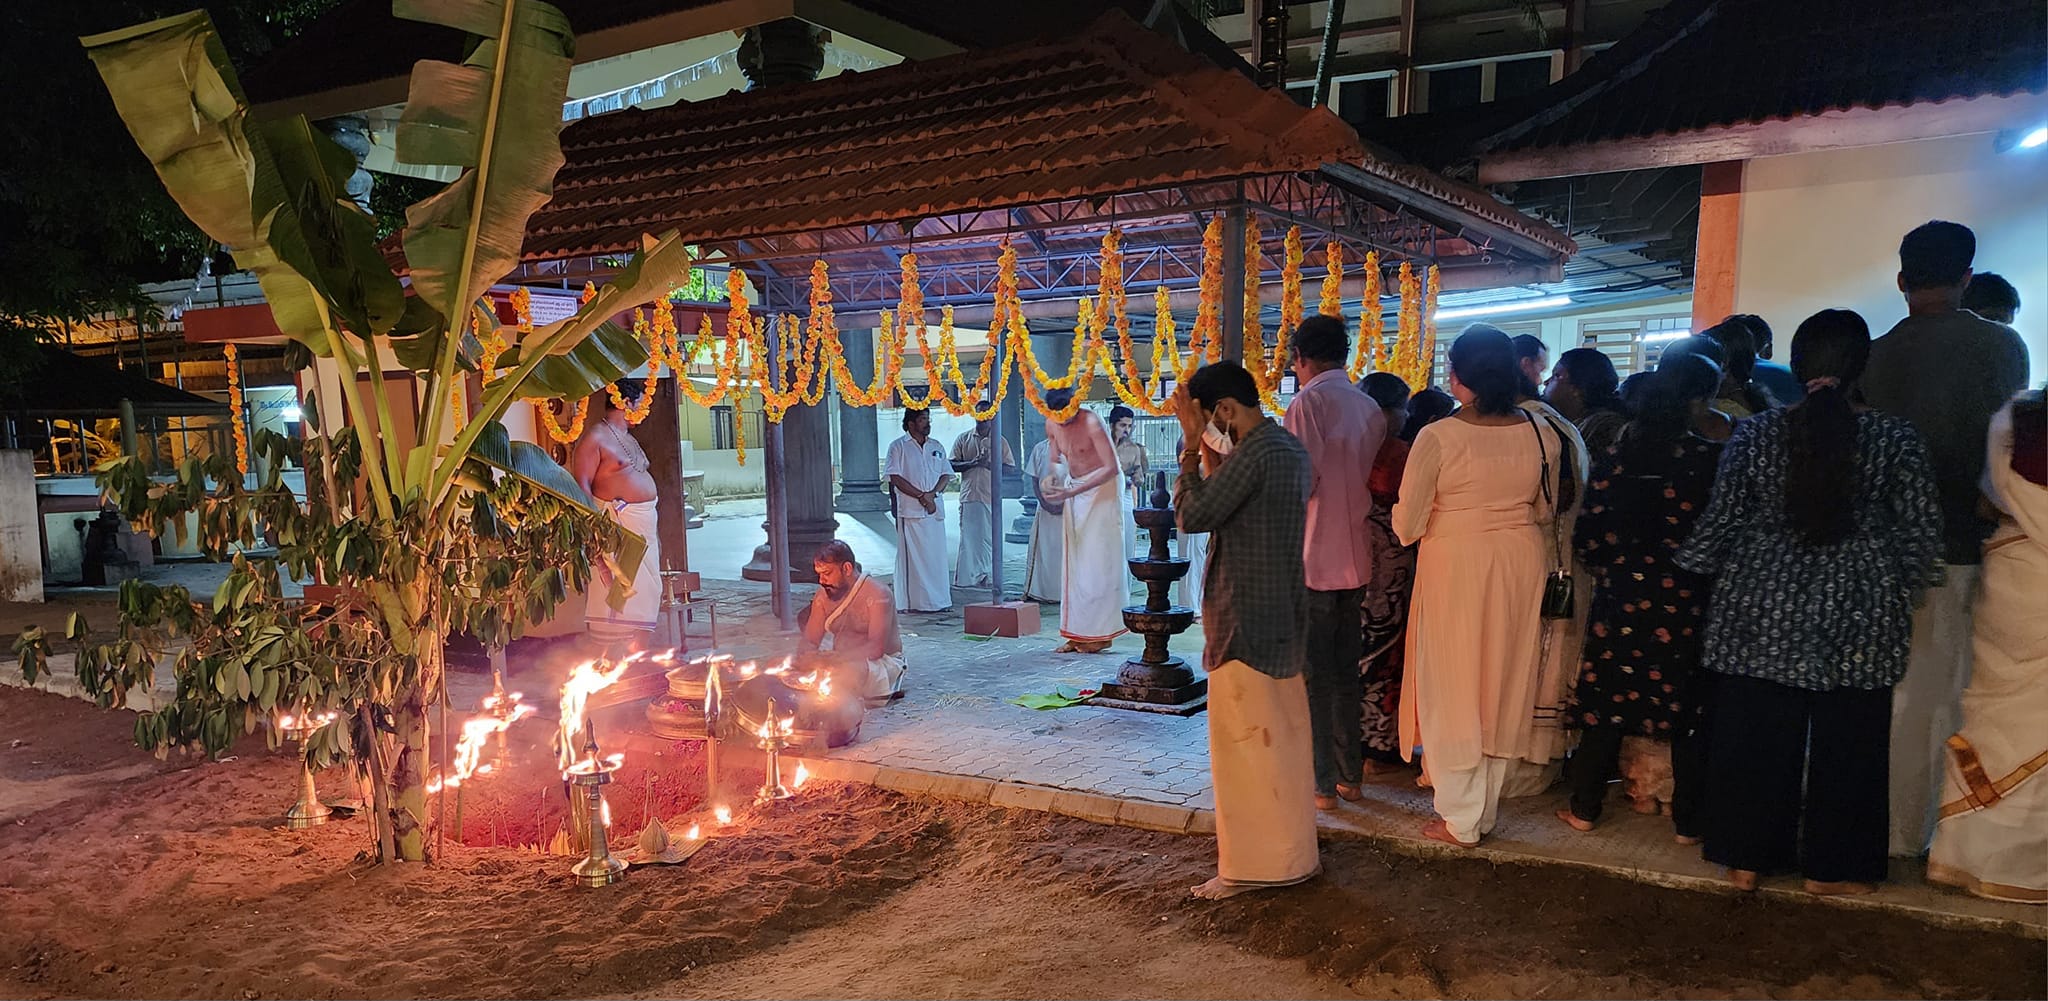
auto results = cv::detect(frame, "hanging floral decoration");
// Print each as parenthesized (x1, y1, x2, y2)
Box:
(223, 342, 248, 477)
(1319, 241, 1344, 320)
(485, 225, 1443, 464)
(1349, 251, 1384, 381)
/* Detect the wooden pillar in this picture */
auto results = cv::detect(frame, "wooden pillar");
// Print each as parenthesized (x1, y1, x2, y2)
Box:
(1394, 0, 1419, 115)
(631, 376, 690, 584)
(1691, 161, 1745, 334)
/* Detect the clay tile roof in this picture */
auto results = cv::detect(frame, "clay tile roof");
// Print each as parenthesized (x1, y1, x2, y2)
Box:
(523, 10, 1380, 261)
(4, 346, 228, 418)
(1475, 0, 2047, 156)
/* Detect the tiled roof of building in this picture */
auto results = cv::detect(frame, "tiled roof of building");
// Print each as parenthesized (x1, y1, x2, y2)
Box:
(523, 11, 1570, 263)
(1473, 0, 2046, 156)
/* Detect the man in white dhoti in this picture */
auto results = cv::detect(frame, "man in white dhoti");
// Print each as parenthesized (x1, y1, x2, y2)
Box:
(1171, 362, 1319, 900)
(800, 540, 907, 706)
(1172, 428, 1230, 619)
(1040, 389, 1128, 653)
(1928, 394, 2048, 903)
(571, 379, 662, 654)
(950, 417, 1016, 590)
(1022, 439, 1065, 603)
(885, 408, 953, 613)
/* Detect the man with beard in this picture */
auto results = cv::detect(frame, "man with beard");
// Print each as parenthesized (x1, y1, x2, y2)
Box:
(799, 540, 906, 705)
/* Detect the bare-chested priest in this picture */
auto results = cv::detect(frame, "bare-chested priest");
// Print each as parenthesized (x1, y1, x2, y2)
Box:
(570, 378, 663, 654)
(1039, 388, 1128, 653)
(799, 540, 907, 705)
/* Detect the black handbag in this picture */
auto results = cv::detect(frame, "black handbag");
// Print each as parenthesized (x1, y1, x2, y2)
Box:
(1528, 411, 1575, 620)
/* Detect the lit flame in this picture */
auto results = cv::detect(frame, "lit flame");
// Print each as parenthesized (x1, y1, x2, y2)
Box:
(599, 795, 612, 827)
(559, 655, 634, 770)
(714, 805, 733, 825)
(684, 823, 701, 840)
(765, 656, 791, 676)
(818, 676, 832, 699)
(739, 661, 758, 679)
(425, 698, 535, 793)
(792, 763, 810, 790)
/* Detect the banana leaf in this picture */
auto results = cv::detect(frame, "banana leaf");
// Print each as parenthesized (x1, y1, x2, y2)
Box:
(248, 116, 412, 339)
(466, 421, 645, 611)
(80, 12, 329, 354)
(500, 321, 646, 400)
(395, 0, 574, 336)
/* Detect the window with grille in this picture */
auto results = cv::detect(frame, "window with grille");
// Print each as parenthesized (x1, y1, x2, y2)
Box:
(1578, 314, 1690, 376)
(1493, 56, 1554, 101)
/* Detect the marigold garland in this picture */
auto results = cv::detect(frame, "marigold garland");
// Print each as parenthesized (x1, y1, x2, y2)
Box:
(1419, 265, 1443, 389)
(1279, 226, 1305, 345)
(1392, 262, 1424, 389)
(535, 397, 589, 445)
(1319, 241, 1344, 320)
(223, 342, 248, 477)
(607, 379, 656, 425)
(1349, 251, 1384, 380)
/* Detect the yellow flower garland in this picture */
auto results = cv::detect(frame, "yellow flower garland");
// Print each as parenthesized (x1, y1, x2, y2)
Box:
(1349, 251, 1384, 380)
(1319, 241, 1344, 320)
(1419, 265, 1442, 389)
(223, 342, 248, 477)
(535, 397, 588, 444)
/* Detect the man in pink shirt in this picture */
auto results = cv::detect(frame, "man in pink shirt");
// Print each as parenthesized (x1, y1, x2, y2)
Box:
(1283, 315, 1387, 809)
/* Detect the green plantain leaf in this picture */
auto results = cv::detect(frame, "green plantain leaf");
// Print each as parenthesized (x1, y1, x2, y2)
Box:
(248, 116, 411, 338)
(394, 0, 574, 334)
(79, 12, 336, 355)
(501, 321, 645, 400)
(466, 422, 645, 610)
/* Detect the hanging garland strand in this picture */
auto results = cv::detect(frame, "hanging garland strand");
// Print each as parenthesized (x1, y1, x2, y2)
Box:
(224, 342, 248, 478)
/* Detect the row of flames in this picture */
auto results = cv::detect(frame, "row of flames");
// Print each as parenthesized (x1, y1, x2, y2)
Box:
(385, 649, 821, 871)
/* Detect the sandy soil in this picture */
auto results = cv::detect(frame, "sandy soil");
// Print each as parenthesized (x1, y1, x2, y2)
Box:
(0, 685, 2041, 1001)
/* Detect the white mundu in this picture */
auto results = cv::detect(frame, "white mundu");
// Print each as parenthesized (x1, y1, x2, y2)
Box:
(885, 431, 953, 612)
(1023, 440, 1065, 603)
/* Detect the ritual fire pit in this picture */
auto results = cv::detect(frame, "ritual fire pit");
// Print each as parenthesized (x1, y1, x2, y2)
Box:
(1090, 472, 1206, 715)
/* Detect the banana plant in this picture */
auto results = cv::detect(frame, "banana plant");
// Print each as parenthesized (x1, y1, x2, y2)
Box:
(68, 0, 689, 861)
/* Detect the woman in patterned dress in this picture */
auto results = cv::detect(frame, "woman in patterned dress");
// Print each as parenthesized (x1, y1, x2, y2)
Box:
(1558, 354, 1724, 839)
(1357, 373, 1416, 774)
(1675, 309, 1943, 895)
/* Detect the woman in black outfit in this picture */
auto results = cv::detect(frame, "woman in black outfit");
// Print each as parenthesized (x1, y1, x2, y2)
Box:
(1559, 354, 1725, 839)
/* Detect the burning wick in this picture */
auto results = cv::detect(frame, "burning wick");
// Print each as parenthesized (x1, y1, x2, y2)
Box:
(792, 763, 811, 790)
(715, 806, 733, 825)
(685, 824, 701, 841)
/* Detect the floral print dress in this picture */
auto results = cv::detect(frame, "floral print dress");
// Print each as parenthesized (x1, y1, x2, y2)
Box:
(1569, 434, 1722, 736)
(1358, 435, 1414, 764)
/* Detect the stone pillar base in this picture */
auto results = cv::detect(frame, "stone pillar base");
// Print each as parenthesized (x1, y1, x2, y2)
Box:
(834, 483, 892, 512)
(740, 517, 839, 584)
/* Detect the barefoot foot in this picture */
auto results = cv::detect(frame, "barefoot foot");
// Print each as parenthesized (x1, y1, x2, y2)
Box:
(1804, 879, 1878, 896)
(1191, 877, 1262, 900)
(1726, 869, 1760, 892)
(1674, 834, 1702, 846)
(1422, 818, 1479, 848)
(1313, 794, 1339, 810)
(1335, 783, 1365, 803)
(1554, 807, 1595, 833)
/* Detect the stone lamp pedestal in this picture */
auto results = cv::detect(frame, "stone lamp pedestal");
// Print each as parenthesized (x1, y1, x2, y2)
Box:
(1090, 472, 1206, 715)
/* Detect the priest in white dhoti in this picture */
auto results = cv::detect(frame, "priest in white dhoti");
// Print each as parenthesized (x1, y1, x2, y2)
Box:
(885, 408, 953, 613)
(950, 417, 1016, 590)
(1041, 390, 1127, 653)
(570, 379, 663, 653)
(1023, 439, 1065, 603)
(800, 540, 907, 706)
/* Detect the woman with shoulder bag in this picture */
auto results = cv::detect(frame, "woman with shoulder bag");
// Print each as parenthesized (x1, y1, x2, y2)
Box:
(1393, 325, 1574, 847)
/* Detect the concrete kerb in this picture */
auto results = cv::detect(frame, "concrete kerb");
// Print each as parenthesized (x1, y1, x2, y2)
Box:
(790, 756, 2046, 941)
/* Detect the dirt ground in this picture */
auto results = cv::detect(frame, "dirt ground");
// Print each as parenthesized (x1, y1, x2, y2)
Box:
(0, 685, 2041, 1001)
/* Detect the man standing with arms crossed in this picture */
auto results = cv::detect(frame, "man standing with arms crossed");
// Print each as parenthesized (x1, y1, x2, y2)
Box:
(885, 408, 954, 613)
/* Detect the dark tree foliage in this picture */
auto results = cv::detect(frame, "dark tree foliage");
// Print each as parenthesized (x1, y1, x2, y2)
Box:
(0, 0, 421, 392)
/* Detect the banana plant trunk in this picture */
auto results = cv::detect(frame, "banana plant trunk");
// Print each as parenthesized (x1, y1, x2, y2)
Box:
(391, 608, 445, 862)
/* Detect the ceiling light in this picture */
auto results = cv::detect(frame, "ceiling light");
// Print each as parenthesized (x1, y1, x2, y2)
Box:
(2020, 125, 2048, 150)
(1432, 295, 1573, 322)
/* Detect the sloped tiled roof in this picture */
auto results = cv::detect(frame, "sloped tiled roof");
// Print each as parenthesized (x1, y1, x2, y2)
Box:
(1473, 0, 2046, 156)
(523, 11, 1371, 260)
(4, 346, 229, 418)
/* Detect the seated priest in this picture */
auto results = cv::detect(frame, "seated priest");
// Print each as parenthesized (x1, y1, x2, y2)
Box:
(799, 540, 907, 706)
